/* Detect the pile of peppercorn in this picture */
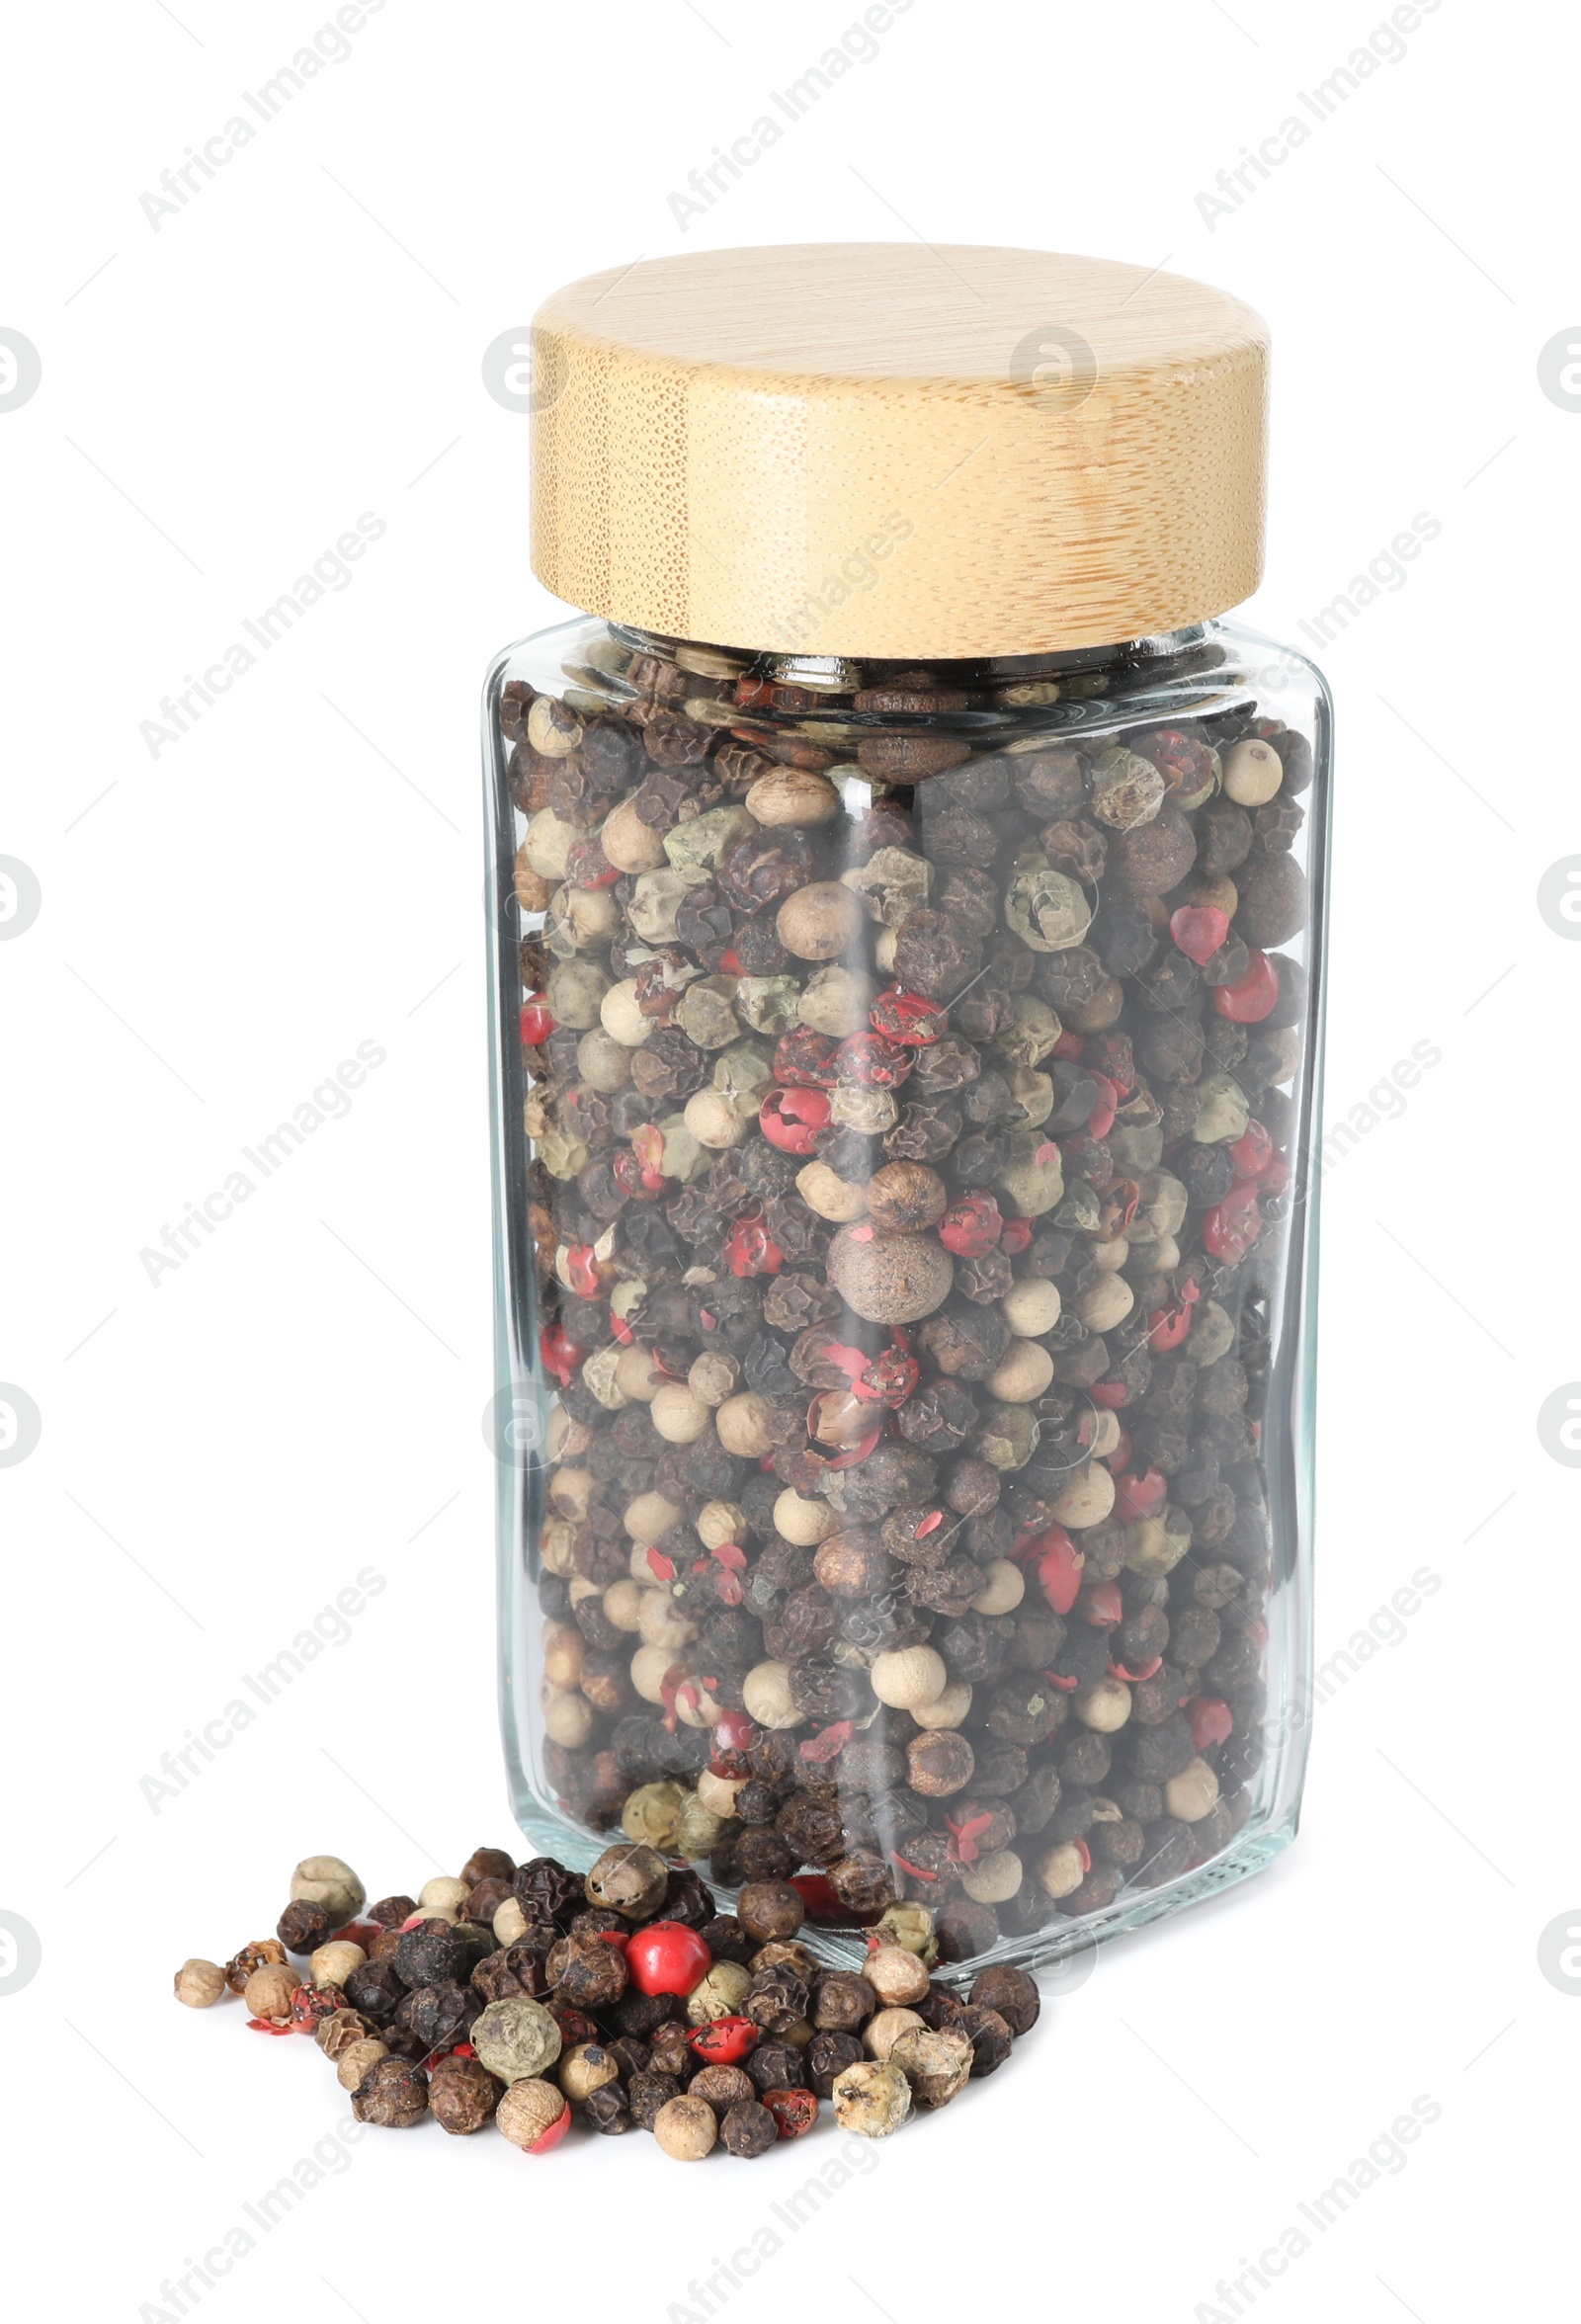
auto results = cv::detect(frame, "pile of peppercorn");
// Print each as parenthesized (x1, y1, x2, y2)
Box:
(505, 624, 1307, 1960)
(176, 1849, 1038, 2153)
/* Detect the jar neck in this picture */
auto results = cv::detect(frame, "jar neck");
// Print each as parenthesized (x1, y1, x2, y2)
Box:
(556, 619, 1241, 753)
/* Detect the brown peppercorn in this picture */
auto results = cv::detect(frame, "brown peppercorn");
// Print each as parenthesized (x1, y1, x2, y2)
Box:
(546, 1930, 629, 2010)
(352, 2056, 429, 2127)
(810, 1972, 877, 2034)
(747, 2039, 807, 2093)
(628, 2069, 685, 2130)
(721, 2098, 778, 2157)
(827, 1852, 897, 1916)
(224, 1940, 287, 1996)
(968, 1962, 1040, 2036)
(585, 1843, 669, 1919)
(955, 2004, 1015, 2077)
(465, 1877, 515, 1929)
(865, 1162, 948, 1234)
(814, 1529, 896, 1600)
(746, 1960, 809, 2034)
(736, 1880, 805, 1946)
(275, 1902, 331, 1956)
(689, 2063, 756, 2116)
(317, 2008, 374, 2060)
(429, 2053, 504, 2135)
(654, 2093, 719, 2160)
(806, 2030, 865, 2097)
(366, 1894, 419, 1930)
(173, 1958, 228, 2009)
(459, 1846, 517, 1890)
(335, 2036, 389, 2092)
(906, 1728, 976, 1798)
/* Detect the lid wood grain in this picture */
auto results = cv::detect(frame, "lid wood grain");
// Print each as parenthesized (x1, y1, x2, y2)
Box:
(532, 244, 1269, 659)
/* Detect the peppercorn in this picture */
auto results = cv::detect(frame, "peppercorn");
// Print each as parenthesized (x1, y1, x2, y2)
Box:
(336, 2037, 389, 2092)
(832, 2058, 912, 2138)
(352, 2056, 429, 2128)
(429, 2053, 504, 2134)
(173, 1958, 228, 2009)
(746, 2038, 807, 2093)
(654, 2093, 718, 2160)
(366, 1893, 419, 1931)
(275, 1901, 331, 1956)
(470, 1996, 562, 2084)
(584, 1843, 669, 1919)
(289, 1855, 366, 1925)
(736, 1879, 806, 1945)
(967, 1962, 1040, 2035)
(890, 2026, 973, 2110)
(224, 1940, 287, 1996)
(495, 2076, 569, 2150)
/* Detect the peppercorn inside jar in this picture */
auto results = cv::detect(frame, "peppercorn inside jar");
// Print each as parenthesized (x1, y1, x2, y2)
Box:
(487, 246, 1327, 1974)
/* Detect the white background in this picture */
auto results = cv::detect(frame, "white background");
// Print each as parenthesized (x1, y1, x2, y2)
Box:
(1, 1, 1572, 2317)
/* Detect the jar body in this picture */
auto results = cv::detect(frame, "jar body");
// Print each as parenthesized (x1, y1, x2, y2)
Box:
(485, 616, 1328, 1976)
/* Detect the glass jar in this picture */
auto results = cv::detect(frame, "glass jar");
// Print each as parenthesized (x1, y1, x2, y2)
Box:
(485, 246, 1329, 1977)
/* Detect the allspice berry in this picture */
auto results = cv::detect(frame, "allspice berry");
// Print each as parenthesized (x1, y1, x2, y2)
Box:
(737, 1880, 806, 1945)
(495, 2076, 568, 2150)
(865, 1162, 948, 1234)
(429, 2053, 504, 2135)
(889, 2026, 973, 2109)
(289, 1854, 366, 1923)
(352, 2056, 429, 2127)
(906, 1729, 975, 1798)
(968, 1963, 1040, 2035)
(654, 2093, 719, 2160)
(173, 1958, 227, 2010)
(832, 2058, 913, 2138)
(336, 2036, 389, 2092)
(585, 1842, 670, 1919)
(827, 1224, 953, 1325)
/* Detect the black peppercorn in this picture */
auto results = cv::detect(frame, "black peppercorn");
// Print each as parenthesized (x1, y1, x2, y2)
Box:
(343, 1960, 405, 2025)
(276, 1900, 331, 1955)
(352, 2056, 429, 2127)
(747, 2040, 806, 2094)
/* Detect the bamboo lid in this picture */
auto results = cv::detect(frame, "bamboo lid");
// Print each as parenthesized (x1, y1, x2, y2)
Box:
(531, 244, 1268, 661)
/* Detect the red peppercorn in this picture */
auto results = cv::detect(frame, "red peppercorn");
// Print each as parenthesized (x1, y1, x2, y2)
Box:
(329, 1920, 383, 1950)
(1049, 1029, 1085, 1062)
(1105, 1422, 1133, 1474)
(520, 999, 555, 1045)
(525, 2107, 572, 2156)
(1203, 1181, 1264, 1263)
(1146, 1280, 1200, 1352)
(999, 1218, 1034, 1255)
(763, 2086, 819, 2139)
(772, 1029, 841, 1087)
(726, 1211, 785, 1276)
(869, 986, 947, 1045)
(540, 1323, 581, 1386)
(1088, 1377, 1129, 1408)
(564, 1244, 601, 1299)
(1211, 947, 1279, 1022)
(246, 2017, 295, 2036)
(711, 1708, 760, 1756)
(688, 2015, 761, 2065)
(1028, 1525, 1084, 1615)
(1109, 1655, 1162, 1682)
(1188, 1696, 1235, 1751)
(625, 1922, 712, 1997)
(1113, 1466, 1168, 1522)
(939, 1191, 1003, 1257)
(1168, 904, 1230, 965)
(759, 1086, 831, 1154)
(1225, 1119, 1275, 1179)
(1086, 1071, 1120, 1140)
(834, 1031, 913, 1087)
(1080, 1581, 1123, 1628)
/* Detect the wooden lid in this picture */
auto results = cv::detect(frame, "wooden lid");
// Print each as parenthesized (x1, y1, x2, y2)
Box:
(531, 244, 1269, 661)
